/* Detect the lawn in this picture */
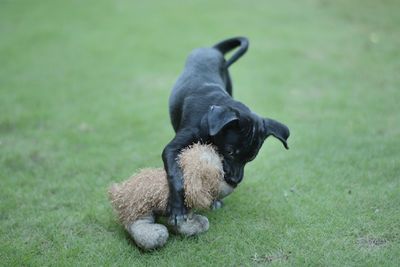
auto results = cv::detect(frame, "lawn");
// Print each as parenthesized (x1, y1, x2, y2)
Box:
(1, 0, 399, 266)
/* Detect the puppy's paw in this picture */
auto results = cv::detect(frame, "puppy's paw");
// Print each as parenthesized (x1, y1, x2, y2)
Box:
(211, 200, 224, 210)
(167, 213, 187, 227)
(167, 203, 188, 227)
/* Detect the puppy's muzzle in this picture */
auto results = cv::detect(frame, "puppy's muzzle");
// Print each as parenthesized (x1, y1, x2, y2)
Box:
(223, 162, 244, 187)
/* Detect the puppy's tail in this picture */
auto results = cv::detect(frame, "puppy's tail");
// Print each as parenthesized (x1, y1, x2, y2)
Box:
(213, 37, 249, 68)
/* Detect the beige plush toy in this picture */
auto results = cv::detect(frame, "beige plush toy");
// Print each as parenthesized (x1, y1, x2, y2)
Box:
(108, 143, 234, 250)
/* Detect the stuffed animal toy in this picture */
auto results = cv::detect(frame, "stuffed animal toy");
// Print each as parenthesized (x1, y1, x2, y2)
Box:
(108, 143, 234, 250)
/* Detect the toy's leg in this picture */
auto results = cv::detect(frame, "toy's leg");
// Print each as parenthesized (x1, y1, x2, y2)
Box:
(174, 212, 209, 236)
(127, 215, 169, 250)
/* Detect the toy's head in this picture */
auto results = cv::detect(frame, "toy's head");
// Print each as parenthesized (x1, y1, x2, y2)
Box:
(179, 143, 234, 209)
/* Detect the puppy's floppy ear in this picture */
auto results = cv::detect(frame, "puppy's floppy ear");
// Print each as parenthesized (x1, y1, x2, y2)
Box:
(208, 105, 239, 136)
(263, 118, 290, 149)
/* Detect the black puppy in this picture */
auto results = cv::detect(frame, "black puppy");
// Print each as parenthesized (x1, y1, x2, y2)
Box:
(162, 37, 290, 225)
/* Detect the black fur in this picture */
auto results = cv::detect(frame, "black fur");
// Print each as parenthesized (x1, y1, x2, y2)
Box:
(162, 37, 290, 225)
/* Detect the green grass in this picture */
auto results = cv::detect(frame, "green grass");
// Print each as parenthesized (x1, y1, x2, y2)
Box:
(1, 0, 399, 266)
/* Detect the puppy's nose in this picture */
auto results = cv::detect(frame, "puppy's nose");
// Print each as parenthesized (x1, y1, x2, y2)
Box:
(225, 177, 238, 188)
(223, 162, 244, 187)
(225, 174, 243, 188)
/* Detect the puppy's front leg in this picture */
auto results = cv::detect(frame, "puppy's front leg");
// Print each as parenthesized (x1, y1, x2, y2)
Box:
(162, 129, 196, 226)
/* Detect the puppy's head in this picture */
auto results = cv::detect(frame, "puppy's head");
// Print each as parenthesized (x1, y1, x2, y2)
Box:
(207, 105, 290, 187)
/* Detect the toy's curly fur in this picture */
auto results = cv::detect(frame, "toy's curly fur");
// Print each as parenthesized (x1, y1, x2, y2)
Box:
(108, 143, 224, 229)
(108, 168, 169, 228)
(180, 143, 224, 209)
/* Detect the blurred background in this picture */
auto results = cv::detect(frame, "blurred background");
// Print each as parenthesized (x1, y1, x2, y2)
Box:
(1, 0, 399, 265)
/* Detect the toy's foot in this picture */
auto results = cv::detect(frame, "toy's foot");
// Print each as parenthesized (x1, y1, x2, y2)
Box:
(128, 215, 169, 251)
(174, 214, 209, 236)
(211, 200, 224, 210)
